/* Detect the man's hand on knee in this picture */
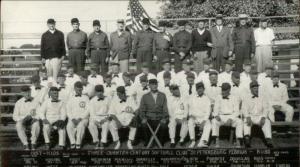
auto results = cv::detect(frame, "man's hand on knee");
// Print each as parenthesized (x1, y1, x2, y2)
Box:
(260, 117, 266, 126)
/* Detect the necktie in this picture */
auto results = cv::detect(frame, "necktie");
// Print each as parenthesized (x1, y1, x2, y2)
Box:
(211, 83, 217, 87)
(59, 86, 65, 90)
(51, 100, 59, 103)
(97, 97, 104, 101)
(198, 94, 203, 98)
(42, 78, 48, 81)
(266, 75, 271, 78)
(120, 99, 126, 103)
(233, 84, 239, 87)
(113, 74, 119, 78)
(125, 83, 131, 87)
(165, 84, 170, 87)
(35, 87, 41, 90)
(25, 98, 32, 102)
(222, 96, 229, 100)
(273, 84, 279, 88)
(189, 84, 192, 95)
(252, 95, 258, 98)
(106, 84, 111, 88)
(75, 94, 81, 97)
(143, 87, 148, 91)
(91, 75, 96, 78)
(68, 75, 73, 78)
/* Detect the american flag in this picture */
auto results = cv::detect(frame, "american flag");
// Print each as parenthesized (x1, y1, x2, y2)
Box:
(125, 0, 159, 34)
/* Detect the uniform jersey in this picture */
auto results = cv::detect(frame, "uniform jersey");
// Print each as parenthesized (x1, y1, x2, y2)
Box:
(175, 70, 197, 86)
(39, 99, 66, 123)
(213, 95, 239, 117)
(242, 95, 270, 117)
(111, 73, 124, 86)
(218, 71, 233, 86)
(195, 69, 218, 86)
(103, 82, 117, 99)
(131, 84, 150, 107)
(179, 83, 197, 98)
(66, 94, 89, 120)
(88, 96, 110, 121)
(204, 82, 221, 104)
(156, 70, 176, 85)
(30, 85, 48, 105)
(13, 97, 40, 122)
(134, 73, 156, 85)
(188, 95, 211, 120)
(88, 74, 104, 87)
(65, 73, 81, 90)
(167, 96, 188, 120)
(265, 82, 289, 106)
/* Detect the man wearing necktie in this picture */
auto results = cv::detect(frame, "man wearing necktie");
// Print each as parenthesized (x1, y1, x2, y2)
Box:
(212, 83, 243, 148)
(55, 73, 72, 105)
(132, 75, 150, 107)
(88, 64, 104, 87)
(266, 72, 294, 122)
(103, 73, 117, 99)
(204, 71, 221, 105)
(108, 86, 138, 149)
(65, 65, 81, 90)
(180, 72, 197, 98)
(30, 75, 48, 105)
(139, 79, 169, 147)
(210, 14, 234, 72)
(242, 81, 273, 148)
(167, 85, 188, 148)
(40, 87, 67, 150)
(158, 71, 173, 99)
(66, 82, 89, 149)
(13, 86, 40, 150)
(87, 85, 110, 149)
(188, 82, 212, 148)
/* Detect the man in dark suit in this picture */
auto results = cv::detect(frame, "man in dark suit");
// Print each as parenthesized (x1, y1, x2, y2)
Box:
(139, 79, 169, 147)
(210, 14, 234, 72)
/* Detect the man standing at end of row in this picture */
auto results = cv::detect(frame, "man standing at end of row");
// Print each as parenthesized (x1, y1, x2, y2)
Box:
(67, 18, 88, 74)
(41, 18, 66, 81)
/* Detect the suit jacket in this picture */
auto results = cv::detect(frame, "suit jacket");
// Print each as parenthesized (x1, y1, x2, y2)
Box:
(139, 91, 169, 120)
(110, 31, 132, 60)
(210, 26, 233, 57)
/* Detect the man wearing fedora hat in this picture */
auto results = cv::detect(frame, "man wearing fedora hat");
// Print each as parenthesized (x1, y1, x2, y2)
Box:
(41, 18, 66, 82)
(210, 14, 234, 72)
(254, 17, 275, 73)
(110, 19, 132, 73)
(132, 18, 155, 72)
(86, 20, 110, 74)
(67, 18, 88, 74)
(232, 14, 255, 72)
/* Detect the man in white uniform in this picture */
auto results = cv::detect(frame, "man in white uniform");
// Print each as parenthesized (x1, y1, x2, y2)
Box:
(188, 82, 212, 148)
(103, 73, 117, 99)
(158, 71, 173, 98)
(175, 59, 197, 86)
(204, 71, 221, 105)
(66, 81, 89, 149)
(180, 72, 197, 98)
(218, 60, 233, 86)
(79, 71, 95, 98)
(88, 85, 110, 149)
(167, 85, 189, 148)
(13, 86, 40, 150)
(131, 75, 150, 107)
(65, 65, 81, 90)
(108, 86, 138, 149)
(30, 75, 48, 105)
(157, 59, 176, 84)
(254, 18, 275, 73)
(212, 83, 243, 148)
(242, 81, 273, 148)
(240, 60, 252, 88)
(134, 63, 156, 85)
(40, 87, 67, 150)
(88, 64, 104, 87)
(195, 58, 217, 86)
(267, 72, 294, 122)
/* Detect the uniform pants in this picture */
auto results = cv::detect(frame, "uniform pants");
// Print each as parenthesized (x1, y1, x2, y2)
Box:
(234, 44, 252, 72)
(193, 51, 208, 74)
(136, 50, 153, 73)
(243, 115, 272, 138)
(69, 49, 86, 73)
(91, 49, 108, 74)
(109, 120, 137, 141)
(45, 57, 62, 81)
(43, 122, 66, 146)
(141, 119, 168, 145)
(66, 119, 88, 145)
(16, 121, 40, 145)
(212, 115, 243, 138)
(155, 50, 170, 73)
(255, 45, 273, 73)
(213, 47, 228, 72)
(269, 104, 294, 122)
(188, 118, 211, 142)
(88, 120, 109, 143)
(168, 119, 188, 140)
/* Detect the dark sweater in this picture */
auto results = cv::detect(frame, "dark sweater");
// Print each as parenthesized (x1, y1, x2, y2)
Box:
(191, 29, 212, 52)
(41, 30, 66, 59)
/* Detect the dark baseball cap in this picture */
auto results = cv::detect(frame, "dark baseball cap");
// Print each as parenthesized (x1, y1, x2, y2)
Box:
(250, 81, 259, 88)
(47, 18, 56, 24)
(221, 83, 231, 91)
(163, 71, 171, 79)
(116, 86, 126, 94)
(196, 82, 205, 89)
(95, 85, 104, 92)
(71, 18, 79, 24)
(74, 81, 83, 88)
(148, 79, 158, 85)
(93, 20, 100, 26)
(49, 87, 59, 92)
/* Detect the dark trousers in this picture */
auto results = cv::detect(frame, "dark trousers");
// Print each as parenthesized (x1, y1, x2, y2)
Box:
(68, 49, 86, 73)
(213, 47, 228, 72)
(136, 49, 153, 73)
(155, 50, 170, 73)
(141, 119, 168, 146)
(91, 49, 108, 74)
(234, 44, 251, 72)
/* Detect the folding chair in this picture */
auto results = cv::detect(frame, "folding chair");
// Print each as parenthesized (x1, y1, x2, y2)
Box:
(146, 122, 162, 148)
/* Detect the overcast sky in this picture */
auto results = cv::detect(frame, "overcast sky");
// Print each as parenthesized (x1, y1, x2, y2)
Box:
(1, 0, 163, 48)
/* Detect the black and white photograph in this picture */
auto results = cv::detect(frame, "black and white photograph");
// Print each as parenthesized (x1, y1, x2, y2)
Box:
(0, 0, 299, 166)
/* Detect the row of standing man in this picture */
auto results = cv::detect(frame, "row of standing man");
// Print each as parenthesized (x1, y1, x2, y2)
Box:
(41, 14, 275, 83)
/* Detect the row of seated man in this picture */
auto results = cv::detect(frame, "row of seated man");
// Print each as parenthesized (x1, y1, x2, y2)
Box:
(13, 62, 294, 150)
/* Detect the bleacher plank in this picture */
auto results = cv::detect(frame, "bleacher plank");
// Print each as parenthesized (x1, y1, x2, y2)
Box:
(271, 121, 300, 127)
(0, 84, 31, 87)
(272, 55, 300, 60)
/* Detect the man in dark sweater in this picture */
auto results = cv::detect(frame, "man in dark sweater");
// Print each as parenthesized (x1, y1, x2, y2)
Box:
(41, 18, 66, 81)
(191, 20, 213, 74)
